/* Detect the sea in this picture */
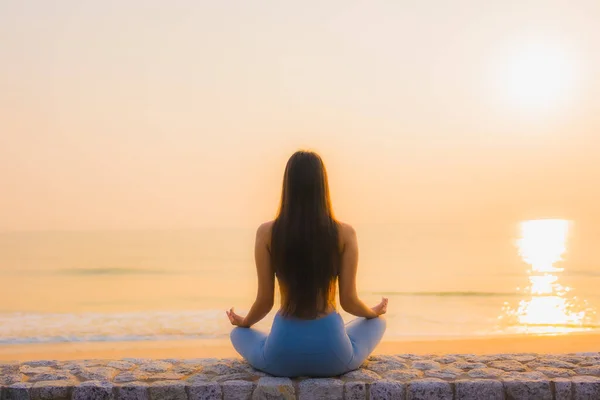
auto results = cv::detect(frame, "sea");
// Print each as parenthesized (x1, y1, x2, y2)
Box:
(1, 220, 599, 346)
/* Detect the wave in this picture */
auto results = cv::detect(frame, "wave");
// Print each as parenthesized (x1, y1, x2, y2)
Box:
(0, 333, 224, 345)
(370, 291, 521, 297)
(56, 267, 173, 276)
(0, 309, 229, 345)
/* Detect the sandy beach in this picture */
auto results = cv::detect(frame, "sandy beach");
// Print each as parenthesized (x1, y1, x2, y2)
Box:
(1, 333, 599, 362)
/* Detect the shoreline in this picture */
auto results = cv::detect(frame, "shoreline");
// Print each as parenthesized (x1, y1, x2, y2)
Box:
(2, 332, 599, 361)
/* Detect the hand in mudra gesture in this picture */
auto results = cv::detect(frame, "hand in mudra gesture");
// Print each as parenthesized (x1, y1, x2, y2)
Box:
(226, 307, 248, 327)
(371, 297, 388, 316)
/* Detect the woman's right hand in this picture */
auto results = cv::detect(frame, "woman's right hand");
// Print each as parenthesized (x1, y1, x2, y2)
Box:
(371, 297, 388, 316)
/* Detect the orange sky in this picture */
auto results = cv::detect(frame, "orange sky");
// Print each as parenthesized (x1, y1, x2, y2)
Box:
(1, 1, 599, 231)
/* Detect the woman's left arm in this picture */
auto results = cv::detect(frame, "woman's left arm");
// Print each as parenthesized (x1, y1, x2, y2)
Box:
(226, 223, 275, 328)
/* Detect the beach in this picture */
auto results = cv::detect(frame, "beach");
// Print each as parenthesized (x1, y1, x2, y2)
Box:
(2, 333, 599, 362)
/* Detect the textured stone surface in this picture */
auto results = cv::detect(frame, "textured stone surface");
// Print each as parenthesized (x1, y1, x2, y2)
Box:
(536, 366, 576, 377)
(572, 376, 600, 399)
(212, 373, 254, 382)
(489, 360, 527, 372)
(187, 381, 221, 400)
(340, 369, 381, 381)
(552, 378, 572, 400)
(424, 367, 462, 379)
(117, 382, 149, 400)
(383, 369, 424, 382)
(31, 380, 75, 400)
(138, 362, 172, 373)
(452, 361, 487, 370)
(502, 378, 552, 400)
(2, 382, 33, 400)
(147, 381, 187, 400)
(72, 381, 114, 400)
(4, 353, 600, 399)
(107, 361, 135, 371)
(433, 355, 460, 364)
(0, 373, 24, 386)
(186, 374, 212, 384)
(503, 371, 547, 380)
(455, 379, 504, 400)
(298, 379, 343, 400)
(467, 367, 505, 378)
(76, 367, 118, 381)
(576, 366, 600, 376)
(407, 378, 452, 400)
(343, 382, 366, 400)
(369, 380, 405, 400)
(251, 377, 294, 400)
(529, 358, 578, 369)
(221, 380, 254, 400)
(411, 360, 441, 371)
(23, 361, 60, 368)
(114, 371, 149, 383)
(20, 366, 55, 375)
(365, 357, 409, 374)
(28, 373, 74, 383)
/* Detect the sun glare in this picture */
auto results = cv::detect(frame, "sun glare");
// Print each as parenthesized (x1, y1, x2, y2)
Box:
(500, 219, 596, 334)
(489, 38, 580, 114)
(518, 219, 569, 273)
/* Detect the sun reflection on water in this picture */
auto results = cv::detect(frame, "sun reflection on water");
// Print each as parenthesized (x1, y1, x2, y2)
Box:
(500, 219, 595, 334)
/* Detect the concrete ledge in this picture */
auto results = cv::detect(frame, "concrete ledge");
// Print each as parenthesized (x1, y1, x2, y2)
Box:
(1, 353, 600, 399)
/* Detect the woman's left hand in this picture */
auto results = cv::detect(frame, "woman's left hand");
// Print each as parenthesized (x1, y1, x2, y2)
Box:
(226, 307, 248, 327)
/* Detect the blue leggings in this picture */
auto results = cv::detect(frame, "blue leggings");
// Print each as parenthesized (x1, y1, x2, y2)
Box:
(230, 312, 386, 377)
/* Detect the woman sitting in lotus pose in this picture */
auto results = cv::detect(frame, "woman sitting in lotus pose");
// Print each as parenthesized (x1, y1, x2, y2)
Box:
(226, 150, 387, 377)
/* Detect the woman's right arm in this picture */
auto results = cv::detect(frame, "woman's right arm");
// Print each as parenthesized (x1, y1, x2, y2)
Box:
(338, 224, 387, 318)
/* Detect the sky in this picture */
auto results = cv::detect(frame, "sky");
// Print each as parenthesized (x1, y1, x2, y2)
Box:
(1, 0, 600, 231)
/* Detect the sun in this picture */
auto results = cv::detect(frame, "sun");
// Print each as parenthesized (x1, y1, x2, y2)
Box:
(489, 37, 580, 114)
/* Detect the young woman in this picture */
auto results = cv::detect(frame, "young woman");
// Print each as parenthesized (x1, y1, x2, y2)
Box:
(226, 150, 387, 377)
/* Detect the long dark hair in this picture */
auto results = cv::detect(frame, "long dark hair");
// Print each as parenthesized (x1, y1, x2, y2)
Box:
(270, 150, 340, 318)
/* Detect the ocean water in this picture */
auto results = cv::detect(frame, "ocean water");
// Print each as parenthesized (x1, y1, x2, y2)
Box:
(1, 221, 599, 345)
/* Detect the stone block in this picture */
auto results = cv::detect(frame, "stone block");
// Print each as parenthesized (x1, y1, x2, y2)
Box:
(252, 377, 294, 400)
(31, 380, 74, 400)
(72, 381, 114, 400)
(222, 380, 254, 400)
(455, 379, 503, 400)
(212, 373, 254, 382)
(147, 381, 186, 400)
(502, 378, 552, 400)
(114, 371, 149, 383)
(369, 380, 405, 400)
(298, 379, 343, 400)
(0, 374, 23, 386)
(411, 361, 441, 371)
(552, 378, 572, 400)
(407, 378, 452, 400)
(107, 361, 136, 371)
(116, 382, 149, 400)
(489, 360, 527, 372)
(572, 376, 600, 400)
(138, 362, 172, 373)
(383, 369, 423, 382)
(467, 368, 505, 379)
(424, 367, 461, 379)
(343, 382, 366, 400)
(340, 369, 381, 382)
(2, 382, 32, 400)
(187, 381, 222, 400)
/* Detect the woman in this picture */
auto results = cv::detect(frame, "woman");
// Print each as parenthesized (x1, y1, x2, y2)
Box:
(226, 150, 387, 377)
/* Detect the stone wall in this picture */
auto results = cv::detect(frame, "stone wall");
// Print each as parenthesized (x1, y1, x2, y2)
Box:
(1, 353, 600, 399)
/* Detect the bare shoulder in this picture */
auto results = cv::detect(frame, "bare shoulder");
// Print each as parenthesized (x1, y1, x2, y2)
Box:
(336, 221, 357, 243)
(256, 220, 274, 243)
